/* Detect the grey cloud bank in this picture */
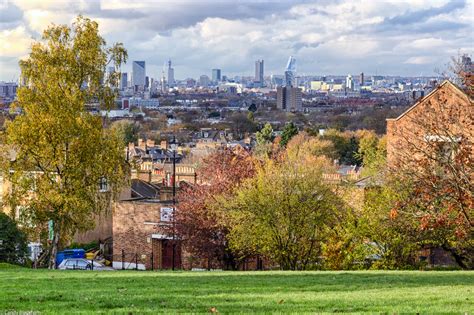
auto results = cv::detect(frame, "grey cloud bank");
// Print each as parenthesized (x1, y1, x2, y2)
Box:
(0, 0, 473, 81)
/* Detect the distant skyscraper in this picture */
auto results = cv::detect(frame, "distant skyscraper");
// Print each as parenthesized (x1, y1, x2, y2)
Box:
(132, 61, 146, 90)
(255, 60, 264, 86)
(212, 69, 221, 82)
(346, 74, 354, 91)
(461, 54, 472, 70)
(0, 81, 17, 99)
(186, 78, 196, 88)
(199, 75, 210, 87)
(160, 70, 167, 93)
(360, 72, 365, 86)
(277, 86, 302, 112)
(145, 76, 149, 89)
(167, 59, 175, 87)
(284, 56, 296, 87)
(121, 72, 128, 90)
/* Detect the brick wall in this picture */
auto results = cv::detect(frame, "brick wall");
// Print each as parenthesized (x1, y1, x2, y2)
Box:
(112, 200, 183, 270)
(386, 81, 473, 166)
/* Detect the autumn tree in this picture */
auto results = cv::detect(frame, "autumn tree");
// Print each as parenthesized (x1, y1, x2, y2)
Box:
(174, 147, 256, 269)
(0, 16, 128, 268)
(111, 120, 140, 146)
(450, 54, 473, 98)
(222, 139, 344, 270)
(355, 130, 387, 177)
(321, 129, 360, 165)
(357, 183, 423, 269)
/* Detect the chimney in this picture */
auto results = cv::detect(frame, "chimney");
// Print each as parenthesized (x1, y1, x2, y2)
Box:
(138, 139, 145, 150)
(160, 140, 168, 150)
(146, 139, 155, 148)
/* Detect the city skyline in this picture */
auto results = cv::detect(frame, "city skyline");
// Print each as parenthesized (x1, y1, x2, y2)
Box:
(1, 0, 473, 81)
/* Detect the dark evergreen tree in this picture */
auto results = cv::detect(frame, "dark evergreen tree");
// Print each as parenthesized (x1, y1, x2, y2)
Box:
(280, 122, 298, 147)
(0, 213, 28, 265)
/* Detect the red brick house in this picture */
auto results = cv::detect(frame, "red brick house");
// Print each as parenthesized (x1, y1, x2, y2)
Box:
(111, 180, 182, 270)
(386, 80, 473, 267)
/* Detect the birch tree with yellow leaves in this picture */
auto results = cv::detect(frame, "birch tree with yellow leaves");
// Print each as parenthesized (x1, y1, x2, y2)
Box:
(1, 16, 128, 268)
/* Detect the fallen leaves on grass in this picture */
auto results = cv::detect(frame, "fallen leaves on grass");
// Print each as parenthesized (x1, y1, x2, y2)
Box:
(209, 307, 219, 313)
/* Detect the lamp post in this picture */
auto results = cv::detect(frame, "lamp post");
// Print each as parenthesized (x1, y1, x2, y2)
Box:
(170, 136, 177, 270)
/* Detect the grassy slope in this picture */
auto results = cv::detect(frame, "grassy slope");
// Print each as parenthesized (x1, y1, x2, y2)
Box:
(0, 268, 472, 314)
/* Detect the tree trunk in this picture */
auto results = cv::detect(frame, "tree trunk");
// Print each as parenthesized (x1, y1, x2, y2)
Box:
(48, 221, 61, 269)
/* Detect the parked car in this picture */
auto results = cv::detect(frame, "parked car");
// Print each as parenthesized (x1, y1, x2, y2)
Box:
(57, 258, 114, 271)
(56, 248, 86, 266)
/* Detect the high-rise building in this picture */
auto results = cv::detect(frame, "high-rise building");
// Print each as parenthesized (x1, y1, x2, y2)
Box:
(0, 81, 17, 105)
(199, 75, 210, 87)
(212, 69, 221, 82)
(461, 54, 472, 70)
(284, 56, 296, 87)
(346, 74, 354, 91)
(255, 60, 264, 86)
(132, 61, 146, 91)
(0, 81, 18, 97)
(160, 70, 167, 93)
(360, 72, 364, 86)
(121, 72, 128, 90)
(277, 86, 302, 112)
(167, 59, 175, 87)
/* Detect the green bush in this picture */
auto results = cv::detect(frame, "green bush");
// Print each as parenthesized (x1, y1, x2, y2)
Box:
(0, 213, 28, 265)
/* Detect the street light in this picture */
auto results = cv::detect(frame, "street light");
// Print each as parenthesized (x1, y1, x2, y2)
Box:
(169, 136, 177, 270)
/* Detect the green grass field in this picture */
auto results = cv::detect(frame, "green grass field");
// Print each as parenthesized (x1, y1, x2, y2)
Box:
(0, 265, 472, 314)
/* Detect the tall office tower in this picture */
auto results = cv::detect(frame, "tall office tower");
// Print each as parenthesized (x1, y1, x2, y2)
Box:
(255, 59, 264, 86)
(132, 61, 146, 91)
(461, 54, 472, 69)
(284, 56, 296, 87)
(160, 70, 167, 93)
(0, 81, 18, 97)
(167, 59, 175, 87)
(199, 75, 210, 87)
(212, 69, 221, 82)
(145, 76, 150, 89)
(360, 72, 364, 86)
(346, 74, 354, 91)
(121, 72, 128, 90)
(277, 86, 302, 112)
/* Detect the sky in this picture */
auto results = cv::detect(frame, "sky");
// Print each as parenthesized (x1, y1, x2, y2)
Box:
(0, 0, 473, 81)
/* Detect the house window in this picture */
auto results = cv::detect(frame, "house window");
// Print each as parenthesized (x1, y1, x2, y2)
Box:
(424, 135, 461, 164)
(99, 177, 108, 192)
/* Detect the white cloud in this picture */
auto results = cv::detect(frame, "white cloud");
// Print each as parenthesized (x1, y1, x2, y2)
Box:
(404, 56, 437, 64)
(0, 0, 473, 81)
(24, 9, 75, 33)
(0, 25, 31, 56)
